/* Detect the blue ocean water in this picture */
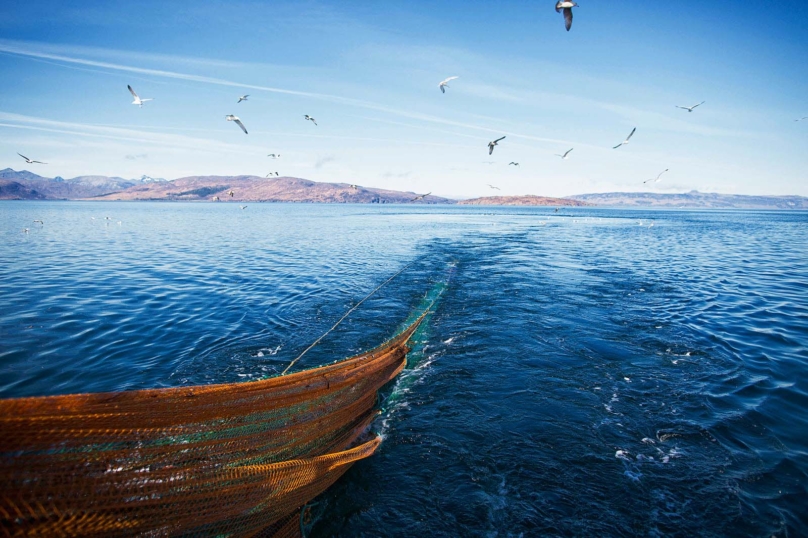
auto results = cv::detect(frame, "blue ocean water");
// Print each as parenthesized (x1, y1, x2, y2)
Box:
(1, 201, 806, 536)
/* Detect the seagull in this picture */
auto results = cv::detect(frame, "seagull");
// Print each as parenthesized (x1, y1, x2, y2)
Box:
(22, 228, 29, 234)
(349, 184, 359, 189)
(488, 136, 506, 155)
(304, 115, 317, 126)
(240, 205, 247, 209)
(33, 220, 44, 224)
(212, 196, 220, 201)
(795, 116, 808, 122)
(127, 85, 153, 107)
(555, 207, 559, 212)
(555, 148, 574, 159)
(17, 153, 47, 164)
(643, 169, 669, 184)
(488, 184, 501, 190)
(226, 115, 248, 134)
(104, 217, 112, 220)
(411, 192, 431, 201)
(613, 127, 637, 149)
(267, 153, 280, 158)
(555, 1, 578, 31)
(237, 95, 249, 103)
(266, 172, 279, 177)
(509, 162, 519, 166)
(675, 101, 705, 112)
(438, 76, 459, 93)
(228, 190, 235, 197)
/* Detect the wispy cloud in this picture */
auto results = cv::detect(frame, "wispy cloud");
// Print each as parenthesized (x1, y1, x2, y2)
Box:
(0, 39, 585, 149)
(0, 112, 264, 155)
(314, 155, 336, 169)
(125, 153, 148, 160)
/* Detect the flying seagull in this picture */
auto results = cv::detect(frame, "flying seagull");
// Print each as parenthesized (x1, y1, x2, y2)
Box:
(555, 148, 574, 159)
(267, 153, 280, 158)
(643, 169, 669, 184)
(795, 116, 808, 122)
(33, 220, 44, 224)
(304, 115, 317, 126)
(613, 127, 637, 149)
(212, 196, 220, 201)
(488, 184, 501, 190)
(411, 192, 431, 202)
(488, 136, 506, 155)
(226, 115, 248, 134)
(675, 101, 705, 112)
(349, 184, 359, 189)
(439, 76, 459, 94)
(127, 85, 153, 107)
(266, 172, 279, 177)
(17, 153, 46, 164)
(509, 162, 520, 166)
(240, 205, 247, 209)
(228, 190, 235, 197)
(555, 1, 578, 31)
(237, 95, 249, 103)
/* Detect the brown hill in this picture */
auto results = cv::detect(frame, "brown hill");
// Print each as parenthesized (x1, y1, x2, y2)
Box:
(94, 175, 454, 204)
(458, 195, 588, 207)
(0, 180, 47, 200)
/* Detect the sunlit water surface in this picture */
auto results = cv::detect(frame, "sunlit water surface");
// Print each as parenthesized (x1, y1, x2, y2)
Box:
(1, 202, 806, 536)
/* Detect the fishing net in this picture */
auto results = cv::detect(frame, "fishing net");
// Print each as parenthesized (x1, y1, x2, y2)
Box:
(0, 316, 424, 537)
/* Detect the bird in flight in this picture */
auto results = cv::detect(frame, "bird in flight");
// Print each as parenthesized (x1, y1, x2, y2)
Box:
(212, 196, 220, 201)
(237, 95, 249, 103)
(488, 136, 506, 155)
(795, 116, 808, 122)
(643, 169, 669, 184)
(240, 205, 247, 209)
(509, 162, 519, 166)
(228, 190, 235, 197)
(411, 192, 431, 201)
(304, 115, 317, 126)
(33, 220, 44, 224)
(555, 1, 578, 31)
(226, 115, 248, 134)
(555, 148, 574, 159)
(488, 184, 501, 190)
(127, 85, 153, 107)
(613, 127, 637, 149)
(267, 172, 279, 177)
(267, 153, 280, 158)
(349, 184, 359, 189)
(22, 228, 29, 234)
(675, 101, 705, 112)
(17, 153, 46, 164)
(438, 76, 459, 94)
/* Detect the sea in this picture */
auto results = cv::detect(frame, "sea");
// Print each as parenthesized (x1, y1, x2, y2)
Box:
(1, 201, 806, 537)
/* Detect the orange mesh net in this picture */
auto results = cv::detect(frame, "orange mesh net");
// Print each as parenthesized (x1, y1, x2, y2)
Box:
(0, 316, 424, 537)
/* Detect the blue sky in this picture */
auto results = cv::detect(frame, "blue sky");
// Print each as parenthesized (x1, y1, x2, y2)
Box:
(1, 0, 806, 198)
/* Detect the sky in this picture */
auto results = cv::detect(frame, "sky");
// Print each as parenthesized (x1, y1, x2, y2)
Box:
(0, 0, 806, 199)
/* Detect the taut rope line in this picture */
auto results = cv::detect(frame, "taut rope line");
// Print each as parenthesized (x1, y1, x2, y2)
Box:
(281, 259, 419, 375)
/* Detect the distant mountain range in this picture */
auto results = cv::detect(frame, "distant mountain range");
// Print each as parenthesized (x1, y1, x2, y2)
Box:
(0, 169, 451, 204)
(458, 195, 587, 207)
(1, 169, 806, 209)
(0, 168, 167, 200)
(568, 191, 808, 209)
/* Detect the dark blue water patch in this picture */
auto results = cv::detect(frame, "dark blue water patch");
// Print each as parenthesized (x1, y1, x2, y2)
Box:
(1, 202, 807, 535)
